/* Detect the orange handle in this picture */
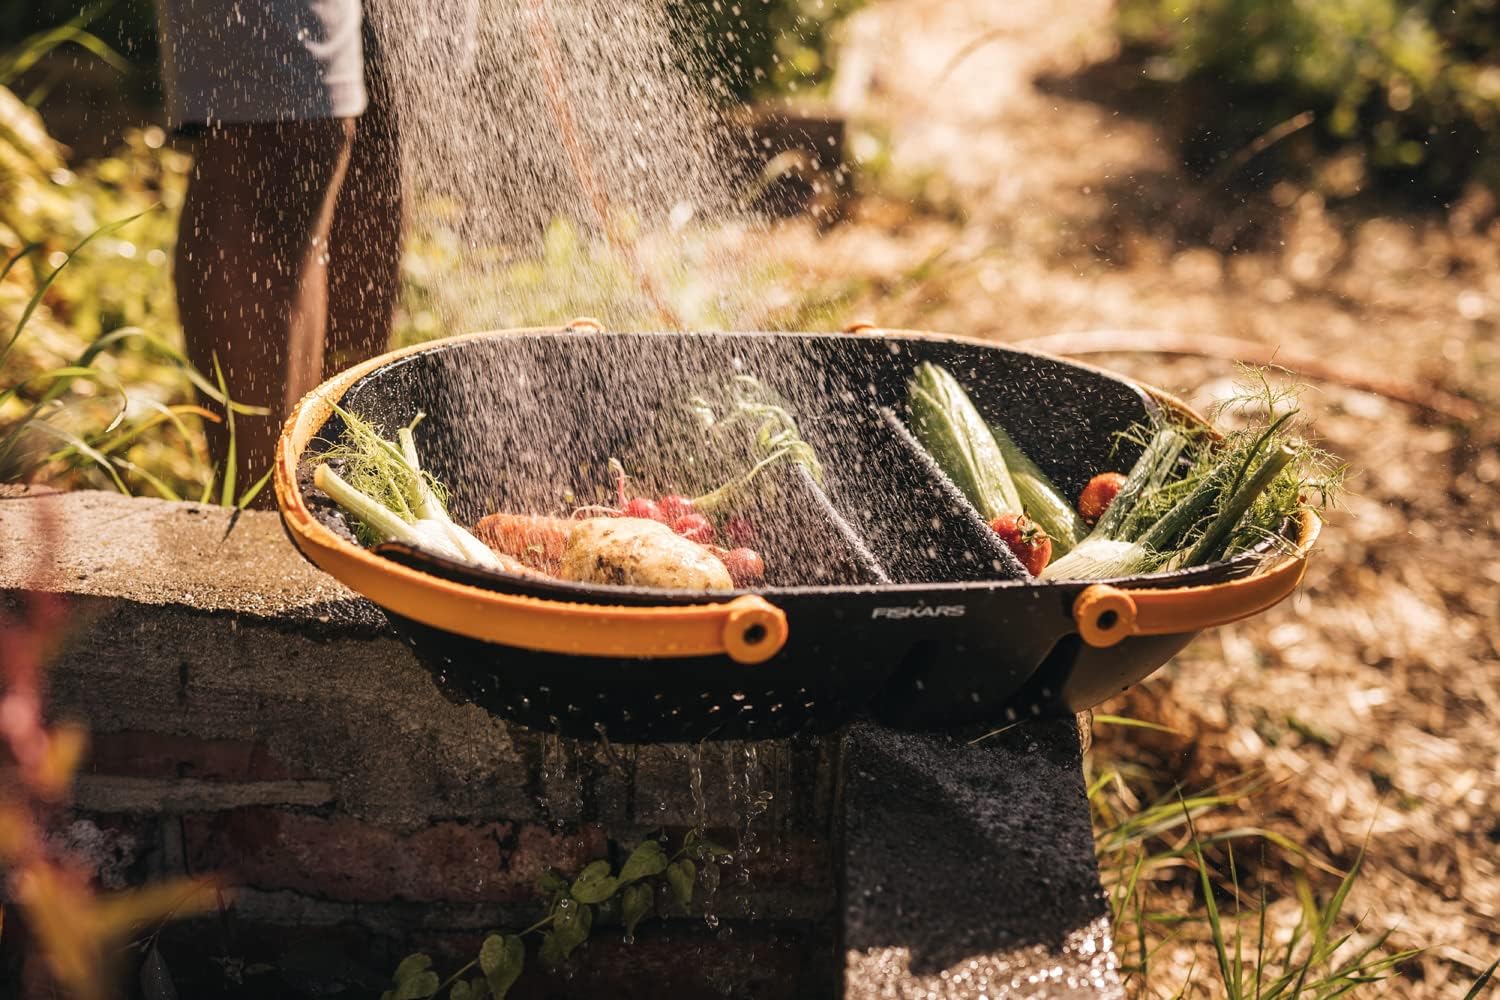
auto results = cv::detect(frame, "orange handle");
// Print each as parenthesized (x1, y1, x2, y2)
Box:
(279, 487, 789, 664)
(273, 325, 789, 665)
(1072, 509, 1321, 648)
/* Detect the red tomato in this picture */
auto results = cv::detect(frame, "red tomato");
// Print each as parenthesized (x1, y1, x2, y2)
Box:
(658, 494, 696, 520)
(672, 513, 715, 543)
(622, 497, 664, 521)
(988, 513, 1052, 576)
(717, 547, 765, 585)
(1077, 472, 1127, 523)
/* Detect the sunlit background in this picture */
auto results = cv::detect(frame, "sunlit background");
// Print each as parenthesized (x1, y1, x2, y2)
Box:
(1, 0, 1497, 996)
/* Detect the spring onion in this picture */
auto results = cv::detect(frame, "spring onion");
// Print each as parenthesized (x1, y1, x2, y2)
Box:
(313, 406, 503, 570)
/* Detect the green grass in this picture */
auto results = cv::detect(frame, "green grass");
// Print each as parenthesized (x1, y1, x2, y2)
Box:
(1088, 755, 1433, 998)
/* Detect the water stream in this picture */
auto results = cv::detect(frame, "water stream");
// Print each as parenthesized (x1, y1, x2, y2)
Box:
(368, 0, 767, 335)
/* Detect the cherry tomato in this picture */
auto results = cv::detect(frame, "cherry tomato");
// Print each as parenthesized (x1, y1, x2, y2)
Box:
(658, 494, 696, 521)
(672, 513, 715, 543)
(717, 547, 765, 585)
(1077, 472, 1127, 523)
(622, 496, 664, 521)
(988, 513, 1052, 576)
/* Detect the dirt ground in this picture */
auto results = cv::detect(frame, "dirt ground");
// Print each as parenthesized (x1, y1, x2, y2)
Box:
(764, 0, 1500, 995)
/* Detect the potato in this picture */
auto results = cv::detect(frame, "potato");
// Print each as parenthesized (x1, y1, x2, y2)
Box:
(559, 517, 733, 590)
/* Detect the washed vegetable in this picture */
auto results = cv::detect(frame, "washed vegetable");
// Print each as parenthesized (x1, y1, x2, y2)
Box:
(671, 513, 715, 544)
(622, 497, 663, 521)
(558, 517, 733, 590)
(658, 494, 696, 521)
(679, 376, 823, 517)
(474, 513, 573, 573)
(475, 512, 751, 590)
(986, 418, 1087, 554)
(1041, 374, 1337, 580)
(313, 408, 504, 571)
(714, 547, 765, 586)
(1077, 472, 1126, 523)
(907, 362, 1023, 521)
(988, 514, 1052, 576)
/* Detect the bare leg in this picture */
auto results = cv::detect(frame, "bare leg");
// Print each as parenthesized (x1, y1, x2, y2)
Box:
(326, 46, 402, 377)
(175, 119, 355, 503)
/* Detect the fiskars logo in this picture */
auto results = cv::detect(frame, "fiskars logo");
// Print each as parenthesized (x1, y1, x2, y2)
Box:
(870, 605, 967, 620)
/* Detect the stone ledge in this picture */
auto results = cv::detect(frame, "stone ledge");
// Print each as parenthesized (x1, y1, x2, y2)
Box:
(2, 489, 1119, 998)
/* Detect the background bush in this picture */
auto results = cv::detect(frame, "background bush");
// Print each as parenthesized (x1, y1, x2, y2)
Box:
(1116, 0, 1500, 197)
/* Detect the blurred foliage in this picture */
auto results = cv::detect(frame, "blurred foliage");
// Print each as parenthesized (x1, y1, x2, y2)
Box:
(0, 0, 161, 104)
(0, 61, 216, 496)
(1116, 0, 1500, 196)
(672, 0, 865, 102)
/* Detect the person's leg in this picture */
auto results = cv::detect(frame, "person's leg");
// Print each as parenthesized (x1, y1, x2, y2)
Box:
(326, 31, 402, 378)
(175, 119, 355, 498)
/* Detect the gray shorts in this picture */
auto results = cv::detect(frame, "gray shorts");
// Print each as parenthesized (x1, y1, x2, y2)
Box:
(155, 0, 368, 127)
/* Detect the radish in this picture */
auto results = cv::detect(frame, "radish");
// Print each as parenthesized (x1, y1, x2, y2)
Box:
(622, 497, 664, 521)
(671, 513, 715, 544)
(658, 494, 696, 520)
(714, 547, 765, 586)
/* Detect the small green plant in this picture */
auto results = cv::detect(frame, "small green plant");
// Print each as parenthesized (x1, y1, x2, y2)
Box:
(379, 830, 731, 1000)
(1088, 740, 1423, 998)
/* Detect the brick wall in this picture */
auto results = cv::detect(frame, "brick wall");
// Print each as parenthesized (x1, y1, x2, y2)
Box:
(0, 490, 837, 998)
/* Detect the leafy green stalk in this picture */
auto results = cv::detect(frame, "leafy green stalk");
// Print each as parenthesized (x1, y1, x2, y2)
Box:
(907, 362, 1022, 520)
(1094, 426, 1189, 541)
(987, 418, 1088, 555)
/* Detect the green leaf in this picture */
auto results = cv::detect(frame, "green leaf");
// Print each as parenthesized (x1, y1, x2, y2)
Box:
(538, 901, 593, 969)
(618, 840, 669, 884)
(478, 933, 524, 999)
(392, 954, 431, 983)
(393, 973, 439, 1000)
(570, 860, 620, 904)
(536, 869, 569, 897)
(666, 859, 696, 910)
(621, 882, 653, 939)
(213, 352, 236, 508)
(1463, 959, 1498, 1000)
(450, 984, 471, 1000)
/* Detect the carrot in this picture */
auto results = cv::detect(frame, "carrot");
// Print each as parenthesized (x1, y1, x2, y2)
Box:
(474, 513, 572, 571)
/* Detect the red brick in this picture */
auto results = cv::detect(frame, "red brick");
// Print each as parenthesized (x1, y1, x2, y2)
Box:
(183, 809, 608, 903)
(88, 730, 314, 782)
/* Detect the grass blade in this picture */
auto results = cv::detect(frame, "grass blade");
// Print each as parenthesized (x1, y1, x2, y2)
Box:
(0, 208, 154, 371)
(1183, 799, 1236, 999)
(21, 420, 129, 493)
(1092, 714, 1185, 736)
(236, 466, 274, 510)
(212, 353, 236, 507)
(0, 241, 41, 283)
(1463, 959, 1497, 1000)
